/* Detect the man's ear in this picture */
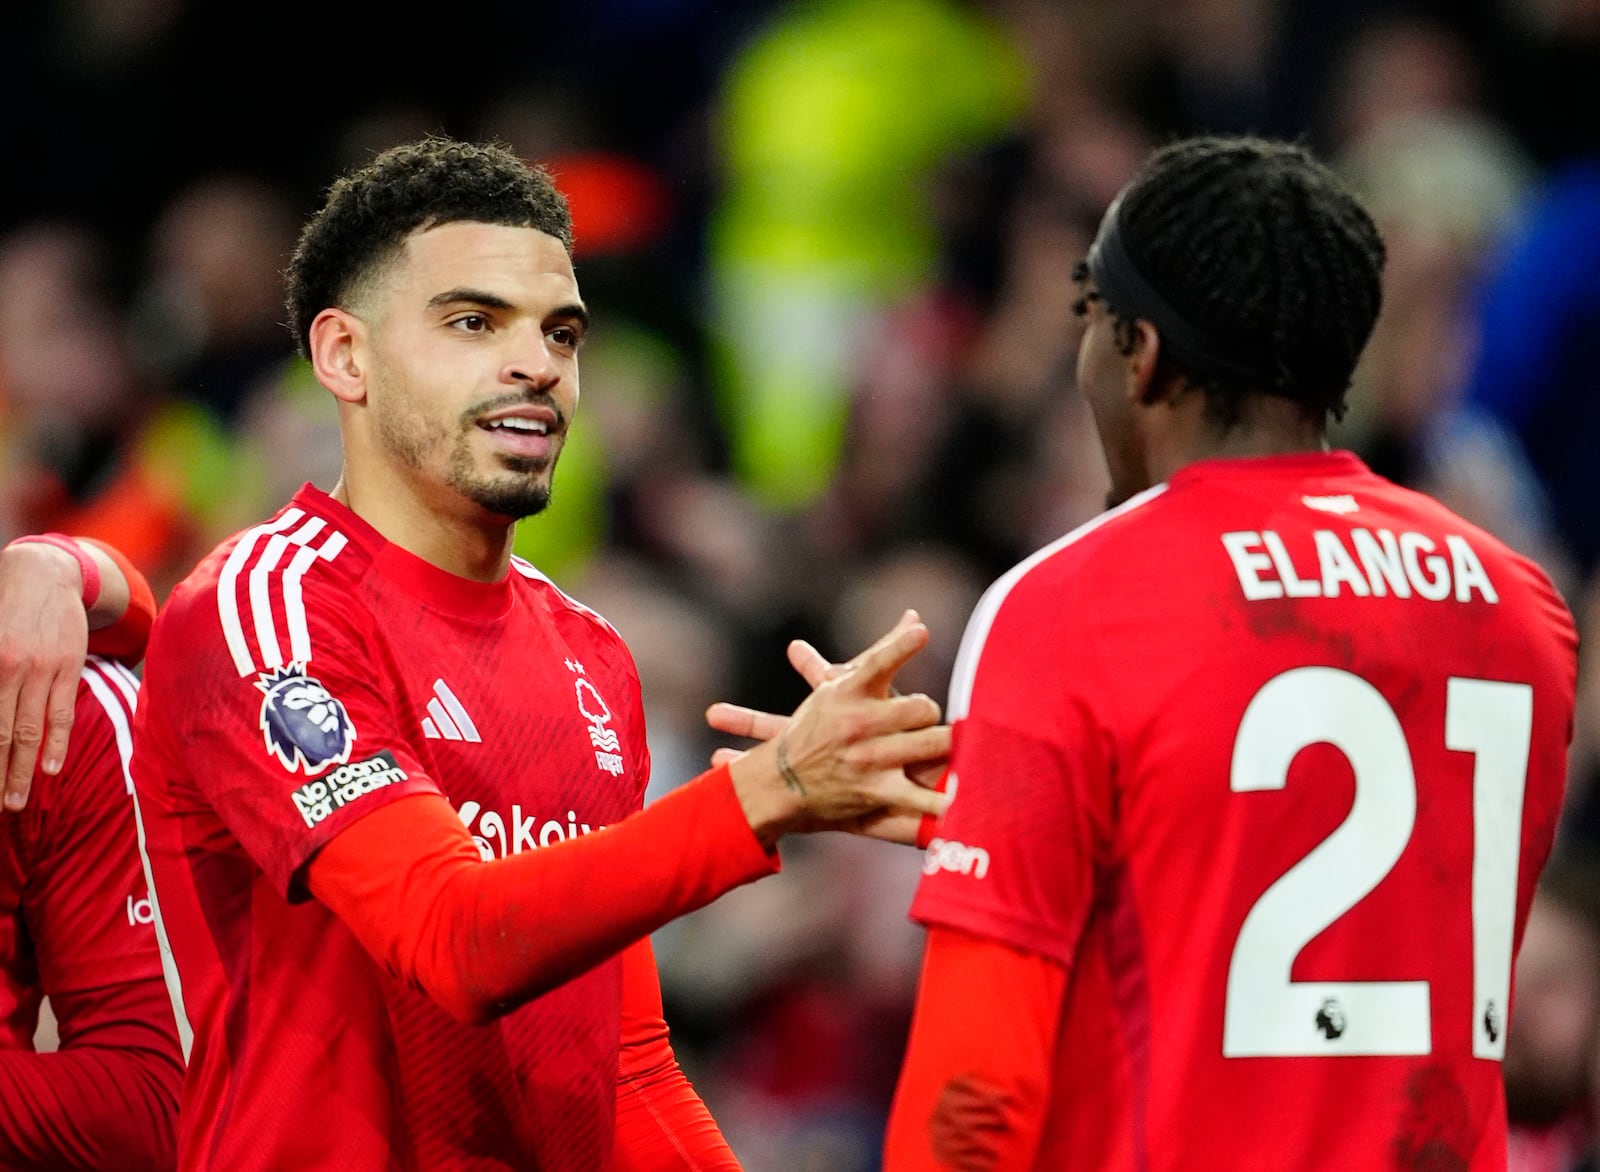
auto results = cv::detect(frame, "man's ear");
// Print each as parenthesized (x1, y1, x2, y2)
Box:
(1126, 319, 1165, 406)
(308, 308, 369, 405)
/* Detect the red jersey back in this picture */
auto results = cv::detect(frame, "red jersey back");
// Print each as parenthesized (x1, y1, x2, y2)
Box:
(910, 451, 1578, 1170)
(0, 656, 167, 1046)
(132, 486, 653, 1170)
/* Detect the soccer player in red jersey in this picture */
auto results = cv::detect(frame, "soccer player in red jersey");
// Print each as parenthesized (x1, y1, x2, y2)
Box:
(122, 136, 948, 1171)
(883, 136, 1580, 1170)
(0, 534, 181, 1168)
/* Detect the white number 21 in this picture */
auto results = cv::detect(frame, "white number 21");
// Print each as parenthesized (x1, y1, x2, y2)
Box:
(1223, 668, 1532, 1059)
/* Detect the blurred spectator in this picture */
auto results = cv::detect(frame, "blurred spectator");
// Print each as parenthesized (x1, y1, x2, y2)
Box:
(1506, 851, 1600, 1172)
(1333, 110, 1536, 489)
(1424, 157, 1600, 582)
(130, 174, 301, 425)
(0, 220, 241, 596)
(706, 0, 1029, 511)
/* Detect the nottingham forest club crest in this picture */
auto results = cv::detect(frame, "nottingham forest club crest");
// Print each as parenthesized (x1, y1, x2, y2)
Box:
(256, 663, 357, 775)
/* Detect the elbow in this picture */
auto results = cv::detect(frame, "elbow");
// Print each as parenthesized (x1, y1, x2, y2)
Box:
(433, 986, 509, 1028)
(406, 950, 532, 1027)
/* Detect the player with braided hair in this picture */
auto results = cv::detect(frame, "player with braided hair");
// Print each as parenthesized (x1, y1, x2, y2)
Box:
(884, 135, 1577, 1169)
(1080, 135, 1385, 436)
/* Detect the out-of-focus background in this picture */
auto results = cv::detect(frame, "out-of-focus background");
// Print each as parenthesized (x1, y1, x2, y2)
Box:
(6, 1, 1600, 1167)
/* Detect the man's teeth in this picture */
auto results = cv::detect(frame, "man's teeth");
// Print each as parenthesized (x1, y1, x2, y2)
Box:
(485, 419, 548, 434)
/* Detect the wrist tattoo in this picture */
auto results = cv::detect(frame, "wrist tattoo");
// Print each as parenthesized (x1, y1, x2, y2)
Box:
(776, 737, 807, 799)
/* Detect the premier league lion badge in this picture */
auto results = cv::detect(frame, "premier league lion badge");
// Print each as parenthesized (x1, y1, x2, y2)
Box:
(256, 663, 357, 774)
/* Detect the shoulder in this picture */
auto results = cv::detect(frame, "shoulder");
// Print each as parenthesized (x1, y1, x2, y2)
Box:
(509, 558, 643, 696)
(971, 485, 1170, 627)
(155, 499, 373, 668)
(1375, 475, 1570, 600)
(509, 557, 628, 648)
(41, 656, 142, 811)
(947, 487, 1167, 717)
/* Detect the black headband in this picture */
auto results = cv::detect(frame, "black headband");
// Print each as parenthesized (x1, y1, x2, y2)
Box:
(1086, 198, 1262, 387)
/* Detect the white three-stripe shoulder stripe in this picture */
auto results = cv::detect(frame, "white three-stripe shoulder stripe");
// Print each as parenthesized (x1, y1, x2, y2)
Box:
(946, 484, 1168, 722)
(79, 656, 198, 1060)
(79, 656, 141, 793)
(217, 509, 350, 677)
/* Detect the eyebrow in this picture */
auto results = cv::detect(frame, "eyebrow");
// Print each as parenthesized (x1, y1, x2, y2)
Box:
(427, 287, 591, 332)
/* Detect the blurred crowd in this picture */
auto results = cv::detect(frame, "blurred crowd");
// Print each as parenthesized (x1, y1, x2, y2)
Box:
(5, 0, 1600, 1168)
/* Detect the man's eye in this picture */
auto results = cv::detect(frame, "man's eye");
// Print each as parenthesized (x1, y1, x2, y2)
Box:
(452, 314, 490, 332)
(548, 326, 580, 347)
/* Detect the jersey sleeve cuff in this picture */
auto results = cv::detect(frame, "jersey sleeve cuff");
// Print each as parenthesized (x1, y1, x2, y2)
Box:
(670, 762, 783, 882)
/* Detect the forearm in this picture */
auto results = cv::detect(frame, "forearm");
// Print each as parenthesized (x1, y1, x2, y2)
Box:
(884, 928, 1066, 1171)
(0, 982, 182, 1172)
(615, 1058, 741, 1172)
(0, 1045, 180, 1172)
(614, 938, 741, 1171)
(310, 766, 780, 1026)
(80, 538, 156, 663)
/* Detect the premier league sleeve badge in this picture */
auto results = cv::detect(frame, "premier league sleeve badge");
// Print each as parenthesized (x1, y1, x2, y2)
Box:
(255, 663, 357, 774)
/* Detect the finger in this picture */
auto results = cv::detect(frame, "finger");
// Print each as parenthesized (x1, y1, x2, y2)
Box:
(865, 692, 943, 735)
(39, 668, 78, 776)
(871, 773, 951, 819)
(0, 666, 19, 802)
(906, 758, 949, 790)
(785, 640, 838, 689)
(842, 617, 929, 696)
(705, 702, 788, 743)
(4, 672, 49, 811)
(710, 747, 746, 768)
(842, 809, 926, 845)
(858, 724, 953, 770)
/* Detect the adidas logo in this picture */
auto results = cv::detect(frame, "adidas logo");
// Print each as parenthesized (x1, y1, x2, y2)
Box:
(422, 679, 481, 743)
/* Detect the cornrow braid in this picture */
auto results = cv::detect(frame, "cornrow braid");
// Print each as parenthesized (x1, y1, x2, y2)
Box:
(1105, 136, 1386, 429)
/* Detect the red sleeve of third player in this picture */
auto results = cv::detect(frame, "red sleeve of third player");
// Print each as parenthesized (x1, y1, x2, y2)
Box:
(82, 537, 158, 667)
(156, 555, 441, 898)
(0, 662, 182, 1170)
(909, 568, 1114, 968)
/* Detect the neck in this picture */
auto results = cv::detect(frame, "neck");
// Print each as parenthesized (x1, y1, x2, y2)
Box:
(1145, 391, 1328, 486)
(331, 471, 514, 583)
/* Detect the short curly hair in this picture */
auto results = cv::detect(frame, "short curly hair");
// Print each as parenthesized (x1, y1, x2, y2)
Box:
(284, 135, 574, 358)
(1094, 135, 1386, 429)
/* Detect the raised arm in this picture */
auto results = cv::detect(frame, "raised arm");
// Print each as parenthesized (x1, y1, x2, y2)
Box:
(0, 535, 156, 808)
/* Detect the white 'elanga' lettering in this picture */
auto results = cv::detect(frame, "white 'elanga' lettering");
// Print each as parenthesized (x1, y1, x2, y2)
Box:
(1221, 529, 1498, 604)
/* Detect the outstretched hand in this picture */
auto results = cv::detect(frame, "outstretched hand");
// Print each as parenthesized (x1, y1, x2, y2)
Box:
(0, 543, 90, 810)
(711, 610, 952, 843)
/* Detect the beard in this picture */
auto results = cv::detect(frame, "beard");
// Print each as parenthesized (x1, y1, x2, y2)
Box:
(448, 449, 553, 519)
(374, 385, 562, 522)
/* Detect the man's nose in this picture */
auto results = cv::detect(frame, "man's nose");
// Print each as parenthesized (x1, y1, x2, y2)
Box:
(503, 331, 561, 388)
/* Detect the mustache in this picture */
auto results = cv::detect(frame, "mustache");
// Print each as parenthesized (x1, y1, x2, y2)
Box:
(462, 391, 566, 430)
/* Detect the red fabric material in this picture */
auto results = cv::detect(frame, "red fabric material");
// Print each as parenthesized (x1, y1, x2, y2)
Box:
(914, 766, 952, 849)
(307, 767, 778, 1026)
(0, 979, 182, 1171)
(884, 928, 1064, 1171)
(134, 485, 780, 1169)
(0, 659, 182, 1169)
(613, 937, 742, 1171)
(81, 537, 156, 666)
(909, 451, 1579, 1169)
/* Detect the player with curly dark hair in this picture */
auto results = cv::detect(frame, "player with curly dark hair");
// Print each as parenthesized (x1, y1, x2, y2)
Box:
(886, 135, 1577, 1171)
(114, 134, 949, 1171)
